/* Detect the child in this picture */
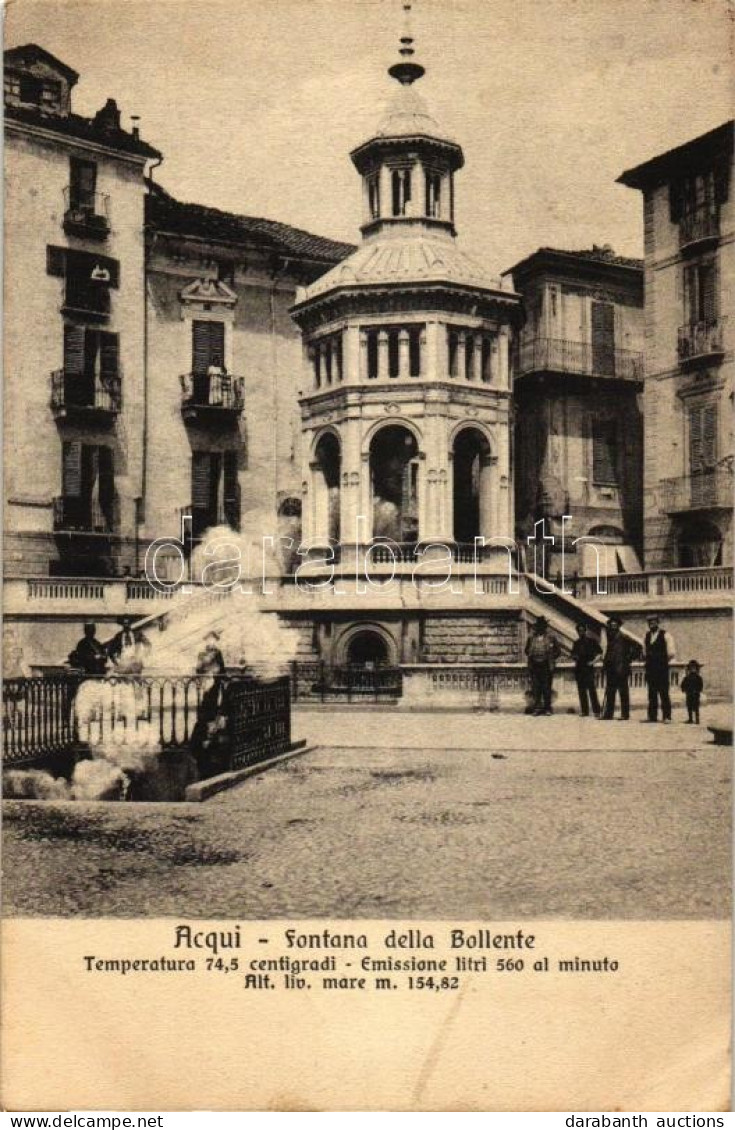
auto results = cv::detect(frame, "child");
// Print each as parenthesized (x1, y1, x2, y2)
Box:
(681, 660, 704, 724)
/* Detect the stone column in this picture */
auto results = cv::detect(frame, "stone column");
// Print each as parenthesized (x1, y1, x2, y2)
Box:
(479, 454, 496, 539)
(380, 165, 392, 219)
(455, 330, 466, 382)
(398, 328, 411, 379)
(339, 417, 362, 559)
(423, 321, 441, 381)
(344, 325, 361, 386)
(377, 330, 389, 381)
(498, 326, 511, 389)
(472, 332, 484, 383)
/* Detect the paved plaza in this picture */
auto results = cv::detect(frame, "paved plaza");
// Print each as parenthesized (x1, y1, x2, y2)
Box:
(3, 708, 731, 919)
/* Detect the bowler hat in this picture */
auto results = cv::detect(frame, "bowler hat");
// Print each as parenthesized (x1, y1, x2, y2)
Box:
(607, 616, 622, 627)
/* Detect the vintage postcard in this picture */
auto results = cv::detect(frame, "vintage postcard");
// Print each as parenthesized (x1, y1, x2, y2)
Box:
(1, 0, 732, 1112)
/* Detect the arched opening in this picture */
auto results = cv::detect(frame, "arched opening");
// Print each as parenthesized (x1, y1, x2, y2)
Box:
(313, 433, 341, 543)
(346, 630, 389, 667)
(677, 517, 723, 567)
(370, 426, 419, 544)
(453, 427, 492, 543)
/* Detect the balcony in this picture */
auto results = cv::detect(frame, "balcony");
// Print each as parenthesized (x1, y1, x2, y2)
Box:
(53, 495, 119, 535)
(180, 501, 241, 543)
(516, 337, 643, 383)
(62, 187, 111, 241)
(679, 206, 720, 254)
(50, 369, 121, 424)
(180, 373, 244, 425)
(62, 279, 111, 321)
(677, 318, 726, 366)
(659, 469, 732, 514)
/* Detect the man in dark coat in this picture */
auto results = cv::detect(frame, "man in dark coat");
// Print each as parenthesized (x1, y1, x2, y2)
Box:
(107, 615, 136, 665)
(643, 613, 676, 723)
(69, 622, 108, 675)
(571, 621, 602, 717)
(602, 616, 636, 721)
(524, 616, 561, 716)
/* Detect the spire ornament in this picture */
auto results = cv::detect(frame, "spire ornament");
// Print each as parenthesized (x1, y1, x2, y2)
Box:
(388, 2, 425, 86)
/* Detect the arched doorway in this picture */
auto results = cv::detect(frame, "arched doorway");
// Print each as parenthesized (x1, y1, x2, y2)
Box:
(313, 432, 341, 543)
(346, 630, 389, 667)
(453, 427, 492, 542)
(677, 517, 723, 567)
(370, 425, 419, 543)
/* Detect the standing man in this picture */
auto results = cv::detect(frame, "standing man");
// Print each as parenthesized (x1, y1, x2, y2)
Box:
(571, 621, 602, 717)
(68, 622, 108, 675)
(602, 616, 636, 721)
(524, 616, 561, 716)
(643, 613, 676, 723)
(107, 615, 136, 666)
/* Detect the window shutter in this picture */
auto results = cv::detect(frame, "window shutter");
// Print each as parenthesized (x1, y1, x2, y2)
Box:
(192, 322, 211, 375)
(224, 451, 239, 529)
(592, 421, 618, 485)
(689, 407, 704, 473)
(99, 332, 119, 378)
(47, 246, 66, 277)
(701, 263, 717, 323)
(191, 452, 212, 509)
(62, 441, 82, 497)
(209, 322, 225, 368)
(63, 324, 86, 374)
(98, 446, 115, 526)
(683, 264, 696, 325)
(702, 404, 718, 468)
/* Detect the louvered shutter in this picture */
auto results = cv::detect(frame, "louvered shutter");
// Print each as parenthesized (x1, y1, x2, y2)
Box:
(224, 451, 239, 530)
(702, 404, 718, 468)
(683, 264, 696, 325)
(689, 407, 704, 473)
(98, 446, 115, 529)
(701, 263, 717, 323)
(62, 441, 82, 496)
(100, 333, 119, 378)
(209, 322, 225, 368)
(192, 452, 212, 508)
(192, 321, 210, 375)
(592, 421, 618, 485)
(63, 324, 85, 374)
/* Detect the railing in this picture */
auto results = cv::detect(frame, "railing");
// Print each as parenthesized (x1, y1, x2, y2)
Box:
(517, 337, 643, 381)
(62, 187, 111, 238)
(570, 566, 732, 601)
(291, 662, 403, 702)
(659, 469, 732, 513)
(53, 494, 119, 535)
(180, 373, 245, 414)
(679, 206, 720, 250)
(677, 318, 726, 362)
(2, 673, 291, 771)
(50, 369, 122, 416)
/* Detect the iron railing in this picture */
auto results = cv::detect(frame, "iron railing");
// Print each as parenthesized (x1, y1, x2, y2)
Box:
(677, 318, 726, 362)
(679, 206, 720, 250)
(180, 373, 245, 413)
(291, 662, 403, 702)
(517, 337, 643, 381)
(659, 469, 732, 513)
(2, 673, 291, 770)
(53, 494, 119, 534)
(50, 369, 122, 416)
(62, 186, 111, 238)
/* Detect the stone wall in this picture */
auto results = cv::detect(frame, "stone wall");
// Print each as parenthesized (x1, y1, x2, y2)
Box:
(421, 612, 521, 663)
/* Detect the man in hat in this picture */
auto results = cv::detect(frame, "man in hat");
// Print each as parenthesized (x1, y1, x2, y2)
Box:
(602, 616, 636, 721)
(681, 660, 704, 724)
(524, 616, 561, 716)
(643, 613, 676, 723)
(69, 622, 108, 676)
(570, 621, 602, 717)
(107, 615, 136, 666)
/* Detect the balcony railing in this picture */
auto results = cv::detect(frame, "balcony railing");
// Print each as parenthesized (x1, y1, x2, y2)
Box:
(180, 501, 241, 541)
(62, 187, 111, 240)
(677, 318, 726, 364)
(180, 373, 244, 423)
(62, 279, 111, 320)
(50, 369, 121, 421)
(517, 337, 643, 381)
(679, 206, 720, 252)
(659, 469, 732, 514)
(53, 494, 119, 534)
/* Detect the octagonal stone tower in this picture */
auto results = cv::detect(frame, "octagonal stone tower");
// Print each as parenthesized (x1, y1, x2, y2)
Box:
(291, 9, 521, 573)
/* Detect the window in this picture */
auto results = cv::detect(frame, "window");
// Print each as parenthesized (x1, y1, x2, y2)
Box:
(367, 173, 381, 220)
(69, 158, 97, 213)
(591, 300, 615, 376)
(367, 332, 379, 380)
(63, 249, 117, 317)
(61, 442, 115, 531)
(4, 72, 21, 103)
(192, 320, 226, 374)
(448, 330, 459, 378)
(683, 260, 718, 325)
(191, 450, 239, 536)
(425, 170, 442, 218)
(40, 80, 61, 111)
(364, 326, 422, 379)
(689, 404, 718, 475)
(465, 335, 474, 381)
(64, 325, 119, 384)
(391, 167, 412, 216)
(592, 420, 619, 486)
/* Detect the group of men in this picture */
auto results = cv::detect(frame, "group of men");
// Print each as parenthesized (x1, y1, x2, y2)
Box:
(524, 612, 684, 722)
(68, 617, 148, 676)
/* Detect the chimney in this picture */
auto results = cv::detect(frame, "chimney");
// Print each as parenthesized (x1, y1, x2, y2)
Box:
(131, 114, 140, 140)
(93, 98, 121, 133)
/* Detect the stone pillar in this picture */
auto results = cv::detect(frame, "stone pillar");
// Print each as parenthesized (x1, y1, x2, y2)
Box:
(377, 330, 389, 381)
(424, 321, 441, 381)
(359, 329, 368, 382)
(498, 326, 510, 389)
(380, 165, 392, 219)
(473, 332, 484, 383)
(456, 330, 467, 382)
(339, 417, 362, 557)
(479, 454, 496, 539)
(398, 328, 411, 379)
(345, 325, 361, 385)
(310, 459, 329, 544)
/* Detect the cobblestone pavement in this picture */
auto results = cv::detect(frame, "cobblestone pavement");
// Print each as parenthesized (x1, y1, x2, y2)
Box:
(3, 709, 731, 919)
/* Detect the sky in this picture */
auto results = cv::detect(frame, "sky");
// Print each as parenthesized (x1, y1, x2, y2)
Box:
(5, 0, 733, 271)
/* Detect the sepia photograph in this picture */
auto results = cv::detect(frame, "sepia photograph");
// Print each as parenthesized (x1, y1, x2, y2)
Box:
(1, 0, 732, 931)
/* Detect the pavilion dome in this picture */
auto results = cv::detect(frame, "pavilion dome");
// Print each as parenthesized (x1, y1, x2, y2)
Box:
(374, 83, 455, 145)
